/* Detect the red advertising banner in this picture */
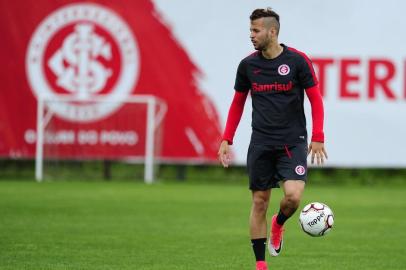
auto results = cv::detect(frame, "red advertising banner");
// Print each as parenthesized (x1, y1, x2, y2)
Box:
(0, 0, 222, 162)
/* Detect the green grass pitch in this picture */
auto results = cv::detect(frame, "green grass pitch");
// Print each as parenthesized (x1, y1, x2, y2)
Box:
(0, 180, 405, 269)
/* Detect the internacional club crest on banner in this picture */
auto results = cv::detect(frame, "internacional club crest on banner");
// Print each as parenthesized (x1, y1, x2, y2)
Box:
(26, 3, 140, 122)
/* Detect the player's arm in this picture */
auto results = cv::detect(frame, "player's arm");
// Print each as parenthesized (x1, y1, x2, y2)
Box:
(219, 59, 250, 168)
(218, 90, 248, 168)
(295, 49, 328, 165)
(305, 85, 328, 165)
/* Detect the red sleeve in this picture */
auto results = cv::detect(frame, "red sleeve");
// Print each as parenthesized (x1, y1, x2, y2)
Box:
(305, 85, 325, 142)
(222, 90, 249, 145)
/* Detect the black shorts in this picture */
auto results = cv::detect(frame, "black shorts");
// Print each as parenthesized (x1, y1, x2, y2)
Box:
(247, 143, 308, 190)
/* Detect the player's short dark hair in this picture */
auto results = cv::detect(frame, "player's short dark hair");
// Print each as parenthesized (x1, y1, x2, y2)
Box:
(250, 8, 280, 34)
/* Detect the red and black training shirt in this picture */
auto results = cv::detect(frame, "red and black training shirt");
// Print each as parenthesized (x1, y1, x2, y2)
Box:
(223, 44, 324, 145)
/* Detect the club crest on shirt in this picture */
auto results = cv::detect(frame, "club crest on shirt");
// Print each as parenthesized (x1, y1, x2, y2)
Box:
(278, 64, 290, 76)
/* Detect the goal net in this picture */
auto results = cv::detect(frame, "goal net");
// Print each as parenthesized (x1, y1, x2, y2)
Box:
(35, 94, 166, 183)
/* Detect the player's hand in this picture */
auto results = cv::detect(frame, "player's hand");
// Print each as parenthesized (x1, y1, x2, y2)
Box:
(308, 142, 328, 165)
(218, 140, 231, 168)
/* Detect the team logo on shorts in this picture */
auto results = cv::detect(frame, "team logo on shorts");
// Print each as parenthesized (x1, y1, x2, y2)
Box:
(278, 64, 290, 76)
(295, 165, 306, 175)
(26, 3, 139, 122)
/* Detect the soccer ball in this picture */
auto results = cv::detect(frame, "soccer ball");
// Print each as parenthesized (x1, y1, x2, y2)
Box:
(299, 202, 334, 237)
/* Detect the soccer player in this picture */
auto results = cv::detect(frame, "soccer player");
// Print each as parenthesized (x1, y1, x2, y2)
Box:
(218, 8, 327, 270)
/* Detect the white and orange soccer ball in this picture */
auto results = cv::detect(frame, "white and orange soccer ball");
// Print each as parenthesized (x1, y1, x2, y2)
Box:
(299, 202, 334, 237)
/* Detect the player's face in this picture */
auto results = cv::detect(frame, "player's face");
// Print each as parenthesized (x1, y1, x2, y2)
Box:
(250, 18, 272, 51)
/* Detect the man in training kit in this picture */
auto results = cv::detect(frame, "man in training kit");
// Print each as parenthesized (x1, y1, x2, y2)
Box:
(218, 8, 328, 270)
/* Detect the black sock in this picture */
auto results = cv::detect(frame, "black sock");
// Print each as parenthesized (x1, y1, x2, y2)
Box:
(251, 238, 267, 261)
(276, 209, 289, 226)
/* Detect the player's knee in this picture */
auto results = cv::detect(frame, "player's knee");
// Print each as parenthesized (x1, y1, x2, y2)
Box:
(285, 193, 301, 210)
(252, 196, 269, 215)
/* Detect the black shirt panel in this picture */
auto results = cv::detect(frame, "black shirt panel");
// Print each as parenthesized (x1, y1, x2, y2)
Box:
(296, 51, 318, 89)
(234, 44, 318, 145)
(234, 53, 255, 92)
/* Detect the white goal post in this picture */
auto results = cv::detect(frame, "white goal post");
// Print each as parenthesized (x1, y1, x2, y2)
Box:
(35, 94, 167, 183)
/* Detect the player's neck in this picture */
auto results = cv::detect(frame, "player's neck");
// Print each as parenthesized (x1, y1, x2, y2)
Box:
(261, 43, 283, 59)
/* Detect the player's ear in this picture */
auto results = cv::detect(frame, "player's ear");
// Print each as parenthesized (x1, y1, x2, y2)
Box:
(266, 27, 273, 38)
(270, 27, 277, 37)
